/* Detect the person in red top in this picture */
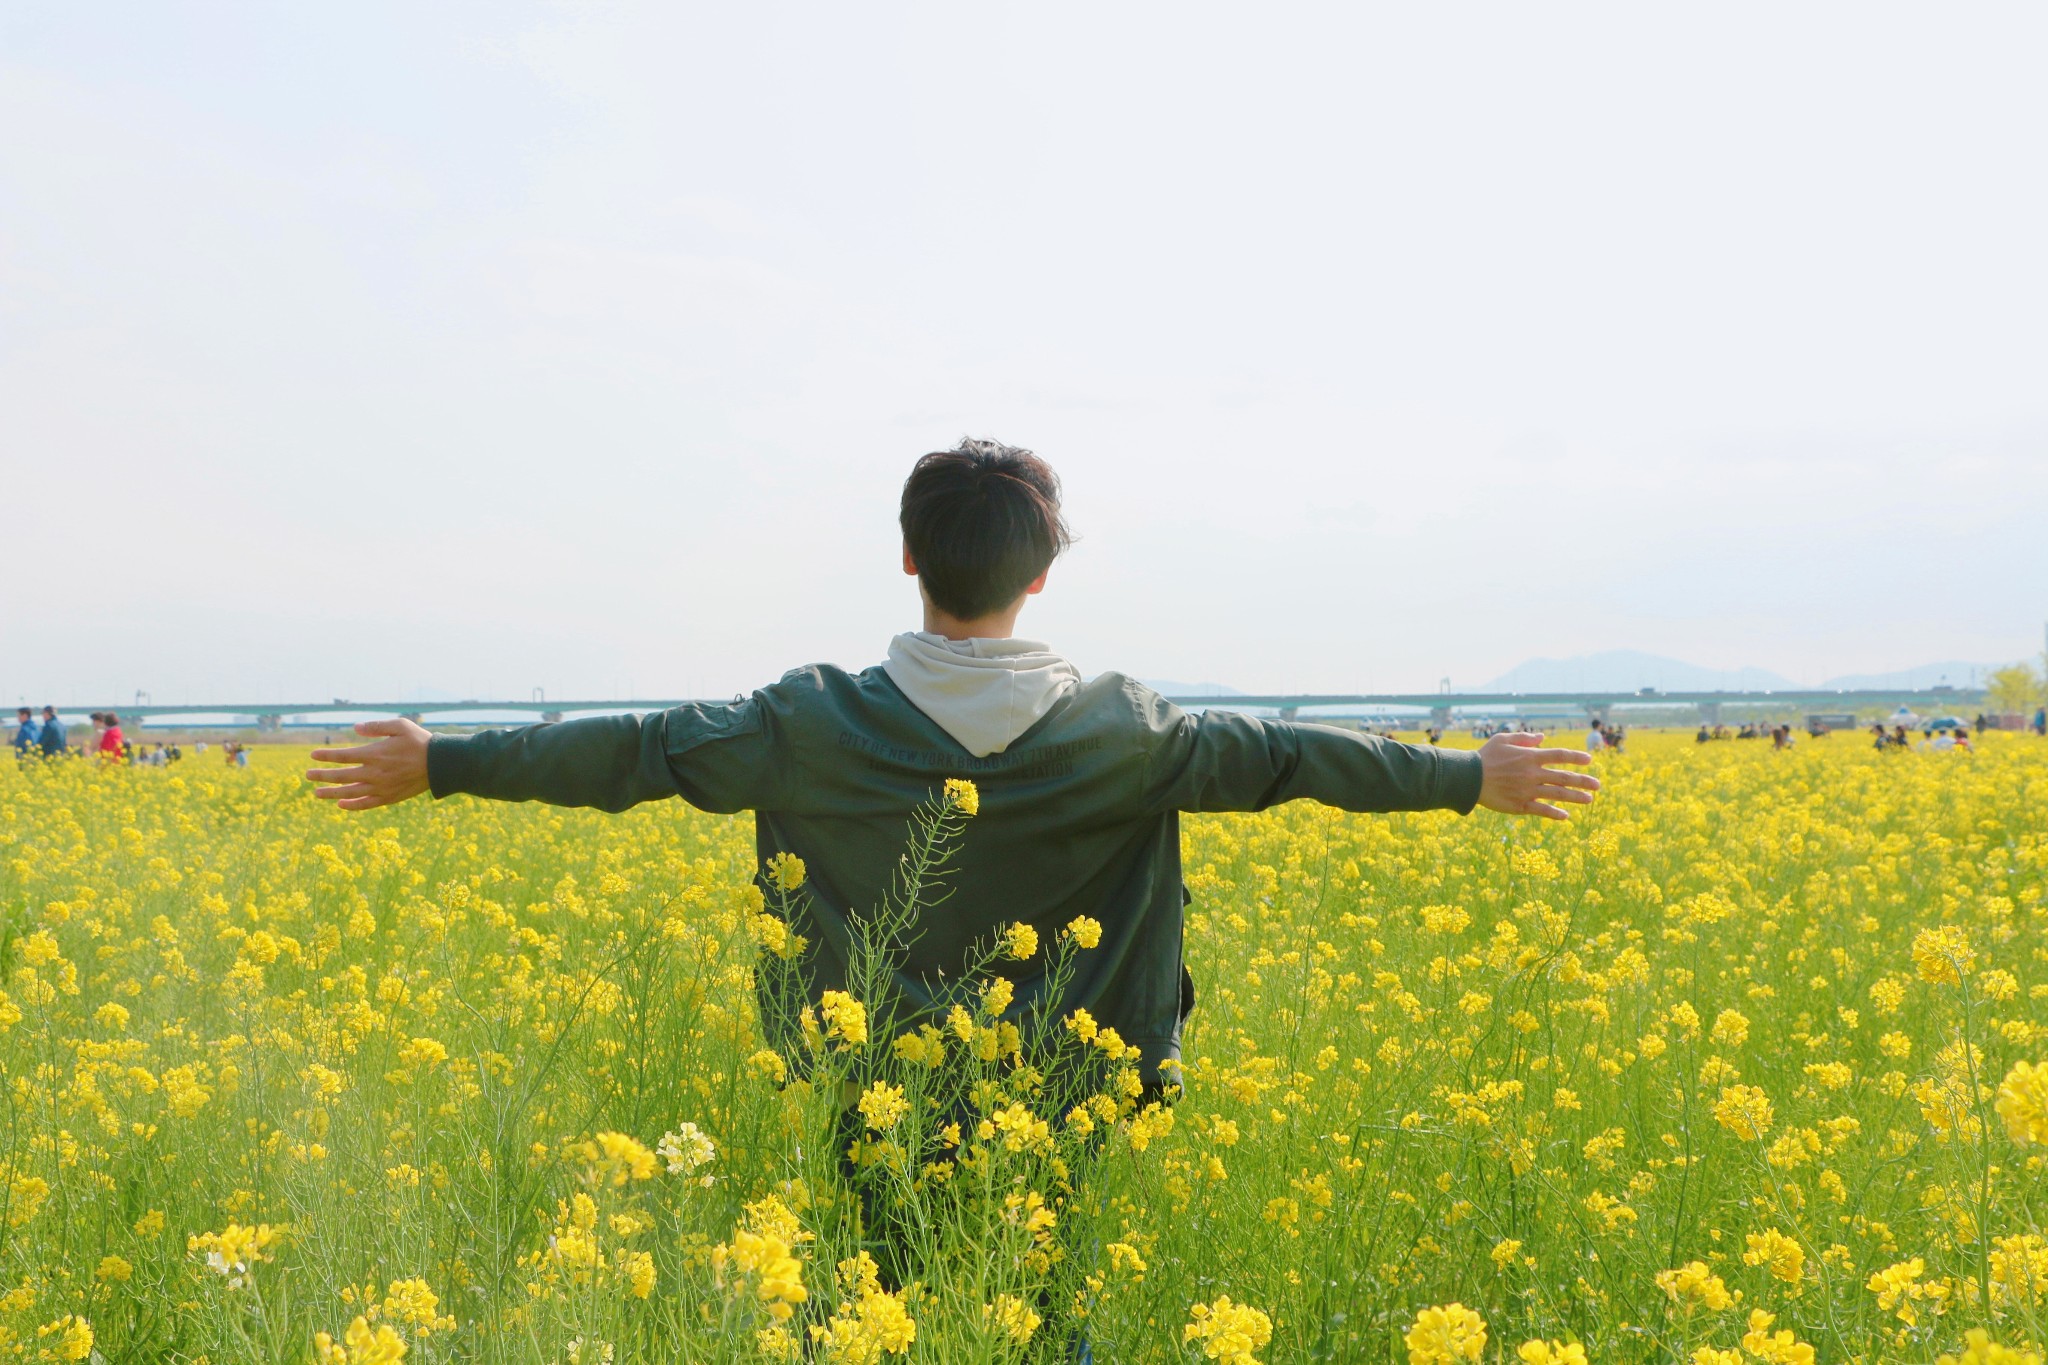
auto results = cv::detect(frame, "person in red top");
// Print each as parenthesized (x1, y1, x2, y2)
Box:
(97, 712, 125, 758)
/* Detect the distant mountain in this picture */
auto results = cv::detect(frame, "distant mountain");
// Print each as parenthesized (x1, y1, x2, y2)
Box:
(1142, 679, 1245, 697)
(1817, 661, 1993, 690)
(1478, 651, 1800, 694)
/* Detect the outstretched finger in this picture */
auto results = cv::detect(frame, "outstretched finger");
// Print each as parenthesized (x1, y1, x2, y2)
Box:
(305, 767, 372, 785)
(1542, 769, 1602, 791)
(1536, 784, 1596, 805)
(309, 744, 377, 764)
(1532, 748, 1593, 766)
(335, 793, 392, 811)
(312, 783, 373, 801)
(1527, 799, 1569, 821)
(355, 718, 412, 738)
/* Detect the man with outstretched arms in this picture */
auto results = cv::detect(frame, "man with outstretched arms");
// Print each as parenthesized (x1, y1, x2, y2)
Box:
(308, 439, 1599, 1093)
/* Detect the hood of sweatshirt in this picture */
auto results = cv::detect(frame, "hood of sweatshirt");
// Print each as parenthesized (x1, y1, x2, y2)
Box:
(882, 632, 1082, 758)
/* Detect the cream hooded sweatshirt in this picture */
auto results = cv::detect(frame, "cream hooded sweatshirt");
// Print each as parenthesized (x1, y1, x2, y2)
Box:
(882, 632, 1082, 758)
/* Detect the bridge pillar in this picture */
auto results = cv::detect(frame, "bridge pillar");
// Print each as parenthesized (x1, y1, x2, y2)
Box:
(1585, 704, 1610, 726)
(541, 711, 564, 724)
(256, 713, 281, 733)
(1430, 705, 1452, 730)
(1698, 701, 1720, 726)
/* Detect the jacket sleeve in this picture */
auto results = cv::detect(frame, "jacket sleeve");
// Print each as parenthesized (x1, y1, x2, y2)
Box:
(425, 699, 785, 814)
(1138, 696, 1484, 816)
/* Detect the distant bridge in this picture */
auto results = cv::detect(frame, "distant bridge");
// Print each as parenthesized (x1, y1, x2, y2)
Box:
(59, 686, 1987, 730)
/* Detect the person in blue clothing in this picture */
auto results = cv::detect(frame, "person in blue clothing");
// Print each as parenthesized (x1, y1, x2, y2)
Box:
(37, 707, 67, 757)
(11, 707, 39, 757)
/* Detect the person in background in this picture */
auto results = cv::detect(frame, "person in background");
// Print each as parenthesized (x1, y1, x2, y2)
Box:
(2034, 705, 2046, 737)
(1585, 721, 1606, 753)
(1696, 723, 1710, 743)
(38, 707, 66, 756)
(12, 707, 39, 758)
(98, 712, 125, 759)
(235, 744, 250, 768)
(1953, 726, 1973, 753)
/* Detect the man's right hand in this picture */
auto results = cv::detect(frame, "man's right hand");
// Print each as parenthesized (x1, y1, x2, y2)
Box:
(1475, 731, 1600, 821)
(305, 718, 433, 811)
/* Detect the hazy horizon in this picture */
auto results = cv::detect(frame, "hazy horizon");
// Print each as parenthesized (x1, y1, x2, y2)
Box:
(5, 3, 2045, 704)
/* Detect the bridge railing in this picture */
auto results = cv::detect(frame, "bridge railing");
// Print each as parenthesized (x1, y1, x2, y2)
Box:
(48, 687, 1989, 729)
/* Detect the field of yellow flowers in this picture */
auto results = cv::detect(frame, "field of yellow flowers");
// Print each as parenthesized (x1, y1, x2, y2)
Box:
(2, 730, 2045, 1364)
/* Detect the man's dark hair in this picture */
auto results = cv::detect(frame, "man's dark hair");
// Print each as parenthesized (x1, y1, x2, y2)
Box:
(15, 707, 27, 717)
(900, 438, 1071, 621)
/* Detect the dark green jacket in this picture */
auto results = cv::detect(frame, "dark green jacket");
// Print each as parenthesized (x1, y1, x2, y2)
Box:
(427, 667, 1484, 1079)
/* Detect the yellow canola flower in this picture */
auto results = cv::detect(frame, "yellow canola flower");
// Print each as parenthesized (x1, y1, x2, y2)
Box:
(588, 1131, 659, 1184)
(1739, 1309, 1815, 1365)
(1996, 1059, 2048, 1146)
(1742, 1228, 1806, 1286)
(858, 1081, 908, 1132)
(1517, 1341, 1587, 1365)
(1867, 1257, 1948, 1325)
(1065, 915, 1102, 948)
(1989, 1234, 2048, 1302)
(722, 1229, 808, 1322)
(1405, 1302, 1487, 1364)
(381, 1276, 454, 1335)
(314, 1317, 407, 1365)
(766, 851, 807, 892)
(34, 1316, 94, 1362)
(1713, 1084, 1775, 1140)
(1000, 922, 1038, 960)
(1656, 1262, 1735, 1312)
(943, 778, 980, 816)
(984, 1293, 1041, 1343)
(818, 991, 868, 1049)
(1913, 925, 1975, 986)
(1710, 1008, 1750, 1047)
(1185, 1294, 1275, 1364)
(625, 1249, 656, 1299)
(810, 1286, 916, 1362)
(1938, 1328, 2045, 1365)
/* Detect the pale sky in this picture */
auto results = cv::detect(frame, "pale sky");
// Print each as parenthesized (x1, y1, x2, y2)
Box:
(4, 3, 2045, 706)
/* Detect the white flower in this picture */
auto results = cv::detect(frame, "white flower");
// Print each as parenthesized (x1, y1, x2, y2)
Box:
(657, 1122, 717, 1184)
